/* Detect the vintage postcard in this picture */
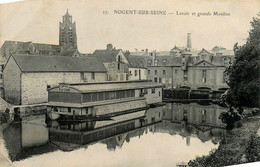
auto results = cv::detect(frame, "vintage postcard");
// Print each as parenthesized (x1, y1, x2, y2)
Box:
(0, 0, 259, 167)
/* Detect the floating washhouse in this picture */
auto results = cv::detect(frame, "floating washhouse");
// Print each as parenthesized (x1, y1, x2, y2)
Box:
(47, 80, 162, 118)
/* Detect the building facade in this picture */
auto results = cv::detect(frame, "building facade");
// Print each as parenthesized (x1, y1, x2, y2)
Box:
(3, 55, 107, 105)
(89, 44, 147, 81)
(145, 47, 234, 91)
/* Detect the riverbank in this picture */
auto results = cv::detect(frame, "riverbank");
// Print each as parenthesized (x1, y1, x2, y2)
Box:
(189, 115, 260, 167)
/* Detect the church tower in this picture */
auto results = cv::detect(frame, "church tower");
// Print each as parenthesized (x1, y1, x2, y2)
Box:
(59, 9, 77, 52)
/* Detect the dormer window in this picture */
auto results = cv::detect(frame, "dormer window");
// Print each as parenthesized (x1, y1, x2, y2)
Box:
(162, 59, 167, 66)
(147, 60, 152, 66)
(223, 57, 230, 66)
(154, 59, 159, 66)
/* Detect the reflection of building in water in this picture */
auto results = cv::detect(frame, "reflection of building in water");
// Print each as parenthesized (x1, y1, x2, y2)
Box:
(163, 103, 226, 127)
(48, 107, 163, 151)
(100, 107, 162, 151)
(3, 121, 56, 161)
(3, 107, 162, 161)
(155, 103, 226, 145)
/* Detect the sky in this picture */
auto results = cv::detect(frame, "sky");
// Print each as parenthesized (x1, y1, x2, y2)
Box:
(0, 0, 259, 53)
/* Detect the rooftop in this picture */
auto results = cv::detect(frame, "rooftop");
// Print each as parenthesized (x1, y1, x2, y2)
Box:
(11, 54, 107, 72)
(50, 80, 162, 93)
(89, 49, 121, 63)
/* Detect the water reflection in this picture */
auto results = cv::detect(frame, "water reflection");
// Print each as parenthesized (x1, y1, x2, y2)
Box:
(159, 103, 227, 145)
(1, 103, 228, 167)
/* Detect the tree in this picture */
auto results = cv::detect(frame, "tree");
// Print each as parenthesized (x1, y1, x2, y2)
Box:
(226, 13, 260, 108)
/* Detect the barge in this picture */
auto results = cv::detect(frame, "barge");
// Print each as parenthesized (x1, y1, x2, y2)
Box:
(46, 80, 162, 121)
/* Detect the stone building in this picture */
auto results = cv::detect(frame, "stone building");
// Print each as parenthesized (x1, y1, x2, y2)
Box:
(124, 53, 147, 80)
(146, 47, 234, 90)
(89, 44, 147, 81)
(3, 54, 107, 105)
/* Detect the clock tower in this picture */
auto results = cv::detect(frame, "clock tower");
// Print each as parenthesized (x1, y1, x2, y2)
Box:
(59, 9, 78, 52)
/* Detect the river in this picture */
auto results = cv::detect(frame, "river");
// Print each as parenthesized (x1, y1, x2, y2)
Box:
(0, 103, 227, 167)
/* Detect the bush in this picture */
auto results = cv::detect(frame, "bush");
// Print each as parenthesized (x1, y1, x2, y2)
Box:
(219, 108, 241, 130)
(0, 108, 10, 124)
(246, 135, 260, 162)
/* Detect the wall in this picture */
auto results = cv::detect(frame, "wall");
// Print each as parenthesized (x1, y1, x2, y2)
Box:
(21, 72, 106, 105)
(181, 66, 228, 90)
(148, 65, 229, 90)
(3, 56, 21, 104)
(147, 66, 173, 88)
(129, 68, 147, 80)
(104, 62, 128, 81)
(144, 87, 162, 104)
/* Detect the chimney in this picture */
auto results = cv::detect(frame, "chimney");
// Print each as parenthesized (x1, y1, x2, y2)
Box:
(106, 44, 113, 50)
(187, 33, 192, 49)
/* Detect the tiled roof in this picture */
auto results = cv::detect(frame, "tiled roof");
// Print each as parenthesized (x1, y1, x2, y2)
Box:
(1, 41, 60, 57)
(124, 54, 146, 68)
(11, 54, 107, 72)
(156, 51, 171, 56)
(59, 50, 81, 57)
(90, 49, 121, 63)
(32, 43, 60, 51)
(128, 51, 148, 56)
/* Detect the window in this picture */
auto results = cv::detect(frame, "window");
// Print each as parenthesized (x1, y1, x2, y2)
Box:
(202, 70, 207, 83)
(154, 78, 158, 83)
(163, 70, 166, 75)
(202, 109, 206, 123)
(134, 70, 138, 76)
(148, 70, 150, 75)
(91, 72, 95, 80)
(159, 78, 162, 83)
(155, 70, 157, 75)
(183, 70, 188, 81)
(147, 60, 152, 66)
(154, 59, 159, 66)
(223, 57, 230, 66)
(162, 59, 167, 66)
(152, 88, 155, 94)
(80, 72, 85, 80)
(0, 74, 2, 79)
(142, 89, 148, 94)
(159, 91, 161, 97)
(92, 93, 98, 101)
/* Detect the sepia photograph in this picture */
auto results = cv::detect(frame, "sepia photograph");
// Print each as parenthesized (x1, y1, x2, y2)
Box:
(0, 0, 259, 167)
